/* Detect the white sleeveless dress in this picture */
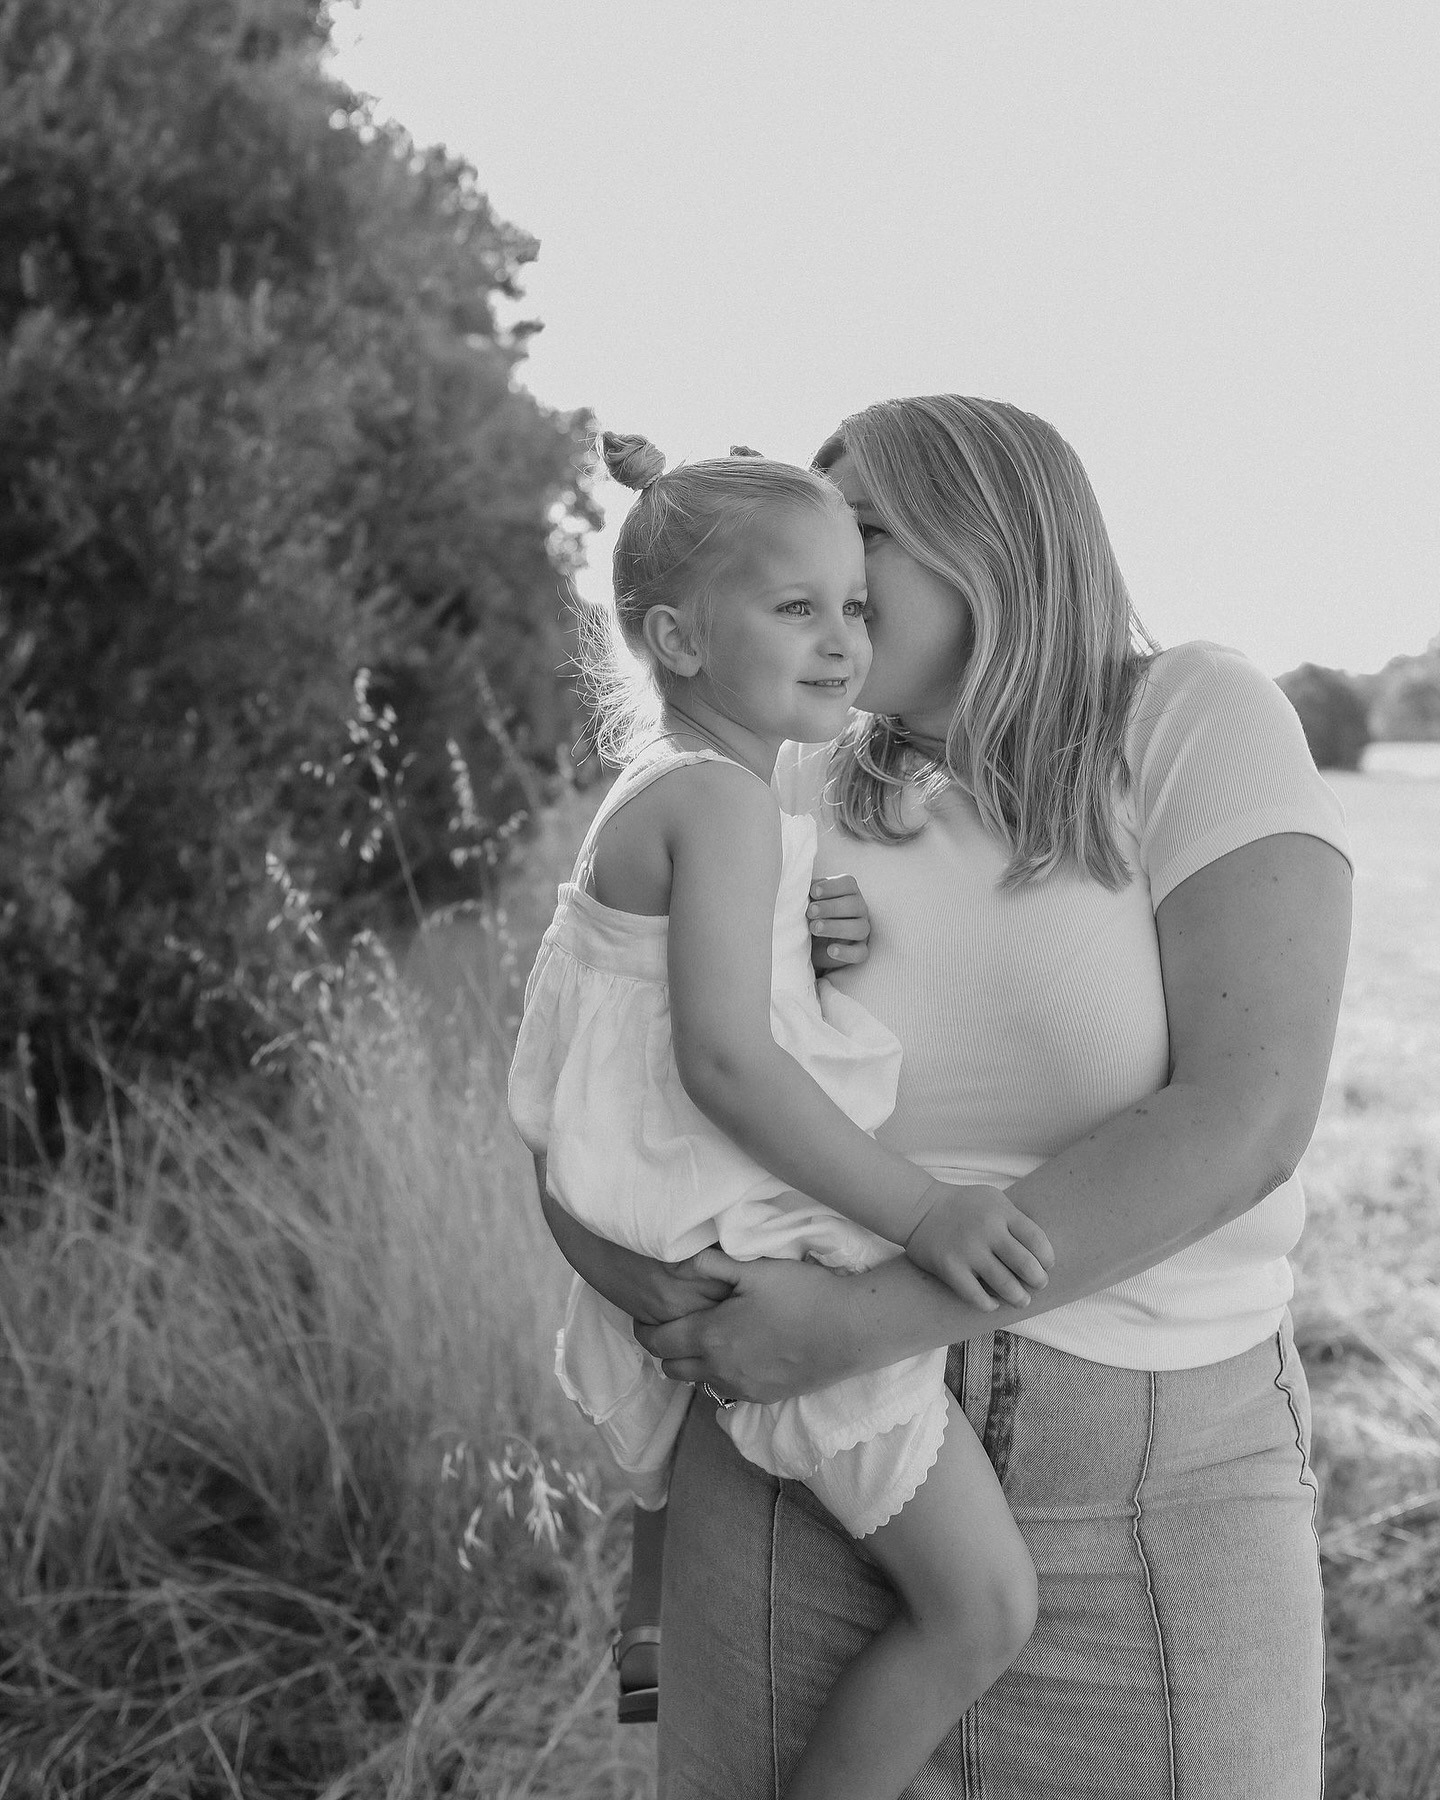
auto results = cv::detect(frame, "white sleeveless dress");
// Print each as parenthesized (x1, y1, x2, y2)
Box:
(508, 744, 950, 1537)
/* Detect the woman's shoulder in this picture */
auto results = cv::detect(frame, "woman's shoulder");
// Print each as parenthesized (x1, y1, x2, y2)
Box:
(1133, 638, 1275, 707)
(1124, 639, 1350, 901)
(1127, 640, 1296, 760)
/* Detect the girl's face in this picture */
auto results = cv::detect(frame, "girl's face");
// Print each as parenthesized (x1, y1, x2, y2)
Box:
(825, 454, 972, 742)
(680, 504, 872, 757)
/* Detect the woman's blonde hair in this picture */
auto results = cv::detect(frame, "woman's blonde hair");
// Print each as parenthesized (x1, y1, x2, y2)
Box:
(579, 432, 849, 765)
(814, 396, 1157, 888)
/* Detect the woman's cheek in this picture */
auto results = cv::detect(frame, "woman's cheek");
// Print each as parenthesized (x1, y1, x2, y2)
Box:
(853, 629, 875, 691)
(855, 619, 904, 712)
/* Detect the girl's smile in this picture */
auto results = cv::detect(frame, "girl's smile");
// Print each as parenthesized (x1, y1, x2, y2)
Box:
(663, 504, 871, 773)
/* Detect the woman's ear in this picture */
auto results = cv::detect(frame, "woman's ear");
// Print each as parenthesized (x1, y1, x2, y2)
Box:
(642, 605, 703, 678)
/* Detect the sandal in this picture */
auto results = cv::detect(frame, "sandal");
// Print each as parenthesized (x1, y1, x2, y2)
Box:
(613, 1624, 661, 1724)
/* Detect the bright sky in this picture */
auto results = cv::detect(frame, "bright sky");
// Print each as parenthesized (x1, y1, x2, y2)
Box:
(331, 0, 1438, 677)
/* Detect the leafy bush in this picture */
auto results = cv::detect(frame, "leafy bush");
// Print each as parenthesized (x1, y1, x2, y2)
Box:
(0, 0, 596, 1104)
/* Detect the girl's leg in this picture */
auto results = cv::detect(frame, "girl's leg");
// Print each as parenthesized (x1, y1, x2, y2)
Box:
(620, 1500, 666, 1640)
(615, 1500, 665, 1717)
(783, 1395, 1035, 1800)
(660, 1325, 1324, 1800)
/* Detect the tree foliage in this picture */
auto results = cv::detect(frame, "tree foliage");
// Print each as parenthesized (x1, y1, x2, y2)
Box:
(0, 0, 595, 1108)
(1276, 664, 1372, 772)
(1365, 640, 1440, 742)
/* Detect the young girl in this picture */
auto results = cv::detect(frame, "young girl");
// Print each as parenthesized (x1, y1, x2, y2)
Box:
(508, 433, 1055, 1800)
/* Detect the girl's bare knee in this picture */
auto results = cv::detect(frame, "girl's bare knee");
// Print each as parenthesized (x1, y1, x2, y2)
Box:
(993, 1555, 1039, 1661)
(922, 1547, 1037, 1680)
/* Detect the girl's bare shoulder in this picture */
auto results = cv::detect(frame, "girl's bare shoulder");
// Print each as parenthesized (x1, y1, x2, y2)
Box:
(590, 756, 777, 913)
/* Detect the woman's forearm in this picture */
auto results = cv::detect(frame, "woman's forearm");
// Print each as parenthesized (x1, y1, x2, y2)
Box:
(644, 1076, 1309, 1400)
(839, 835, 1351, 1372)
(835, 1079, 1278, 1371)
(535, 1158, 734, 1326)
(538, 1177, 648, 1310)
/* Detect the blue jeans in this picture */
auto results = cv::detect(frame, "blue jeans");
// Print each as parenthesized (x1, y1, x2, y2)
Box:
(658, 1314, 1323, 1798)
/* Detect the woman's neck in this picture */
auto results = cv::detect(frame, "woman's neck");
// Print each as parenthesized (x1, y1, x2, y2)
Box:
(894, 709, 952, 761)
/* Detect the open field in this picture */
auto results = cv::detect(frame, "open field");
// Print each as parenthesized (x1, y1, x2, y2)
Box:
(0, 757, 1436, 1797)
(1291, 751, 1440, 1799)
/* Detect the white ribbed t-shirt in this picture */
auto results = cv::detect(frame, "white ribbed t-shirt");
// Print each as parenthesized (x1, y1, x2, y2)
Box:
(776, 642, 1352, 1370)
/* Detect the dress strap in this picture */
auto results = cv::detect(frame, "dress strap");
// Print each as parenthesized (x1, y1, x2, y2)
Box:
(569, 744, 770, 892)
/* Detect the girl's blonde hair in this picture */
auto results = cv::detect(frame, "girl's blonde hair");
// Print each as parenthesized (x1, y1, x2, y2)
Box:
(814, 396, 1158, 889)
(579, 431, 850, 765)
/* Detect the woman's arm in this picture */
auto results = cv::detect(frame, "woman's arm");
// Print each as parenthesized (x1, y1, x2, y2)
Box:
(535, 1158, 735, 1325)
(638, 831, 1352, 1401)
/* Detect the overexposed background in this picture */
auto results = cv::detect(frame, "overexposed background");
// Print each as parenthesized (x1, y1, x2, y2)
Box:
(331, 0, 1438, 677)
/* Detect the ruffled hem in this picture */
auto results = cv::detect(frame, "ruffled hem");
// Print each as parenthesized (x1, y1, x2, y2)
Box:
(553, 1327, 609, 1426)
(554, 1292, 690, 1510)
(843, 1400, 950, 1539)
(722, 1348, 947, 1478)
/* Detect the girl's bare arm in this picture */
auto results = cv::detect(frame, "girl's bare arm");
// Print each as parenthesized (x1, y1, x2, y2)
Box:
(661, 762, 1049, 1303)
(637, 832, 1352, 1401)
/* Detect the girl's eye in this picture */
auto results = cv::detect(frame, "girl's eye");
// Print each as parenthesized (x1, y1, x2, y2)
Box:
(844, 598, 868, 618)
(778, 600, 811, 616)
(857, 522, 887, 548)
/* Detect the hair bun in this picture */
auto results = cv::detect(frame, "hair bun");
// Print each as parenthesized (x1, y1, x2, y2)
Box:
(600, 431, 666, 491)
(728, 444, 763, 458)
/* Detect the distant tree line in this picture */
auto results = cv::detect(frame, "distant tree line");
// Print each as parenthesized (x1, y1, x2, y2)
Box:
(0, 0, 595, 1123)
(1278, 638, 1440, 771)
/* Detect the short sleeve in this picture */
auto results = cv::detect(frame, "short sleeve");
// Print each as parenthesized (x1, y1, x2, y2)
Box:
(1128, 642, 1352, 909)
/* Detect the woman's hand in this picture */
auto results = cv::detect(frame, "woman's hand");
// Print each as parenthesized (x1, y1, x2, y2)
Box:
(807, 873, 870, 972)
(634, 1255, 862, 1403)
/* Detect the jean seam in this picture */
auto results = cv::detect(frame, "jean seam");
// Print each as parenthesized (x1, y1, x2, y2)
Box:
(766, 1484, 781, 1800)
(1273, 1324, 1326, 1800)
(963, 1704, 982, 1800)
(982, 1331, 1019, 1485)
(1131, 1370, 1178, 1798)
(964, 1333, 1017, 1800)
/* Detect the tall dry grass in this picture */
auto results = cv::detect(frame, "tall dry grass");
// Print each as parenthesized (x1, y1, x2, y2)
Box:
(0, 789, 655, 1798)
(1, 762, 1435, 1798)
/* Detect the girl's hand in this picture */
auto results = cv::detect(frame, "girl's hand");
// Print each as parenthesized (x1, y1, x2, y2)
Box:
(635, 1255, 860, 1404)
(807, 873, 871, 972)
(903, 1182, 1055, 1311)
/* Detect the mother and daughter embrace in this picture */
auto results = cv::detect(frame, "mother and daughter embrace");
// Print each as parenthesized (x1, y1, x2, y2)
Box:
(508, 395, 1353, 1799)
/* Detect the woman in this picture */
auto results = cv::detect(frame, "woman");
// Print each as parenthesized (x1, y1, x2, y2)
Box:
(541, 395, 1352, 1797)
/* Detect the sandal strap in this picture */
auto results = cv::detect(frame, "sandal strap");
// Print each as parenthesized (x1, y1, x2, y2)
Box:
(612, 1624, 663, 1665)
